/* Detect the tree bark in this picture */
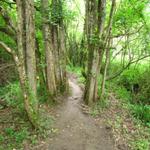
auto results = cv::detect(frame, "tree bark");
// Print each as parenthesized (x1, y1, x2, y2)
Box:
(41, 0, 57, 96)
(84, 0, 106, 105)
(100, 0, 116, 98)
(51, 0, 68, 93)
(25, 0, 37, 99)
(100, 38, 111, 98)
(58, 20, 68, 92)
(0, 40, 38, 128)
(84, 0, 98, 105)
(16, 0, 38, 128)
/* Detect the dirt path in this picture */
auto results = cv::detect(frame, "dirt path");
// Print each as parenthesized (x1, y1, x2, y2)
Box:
(40, 79, 115, 150)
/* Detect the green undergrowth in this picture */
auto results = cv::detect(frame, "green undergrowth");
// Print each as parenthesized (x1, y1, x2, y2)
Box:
(67, 64, 150, 150)
(0, 115, 54, 150)
(0, 81, 23, 109)
(89, 62, 150, 150)
(67, 65, 86, 84)
(109, 83, 150, 150)
(0, 82, 55, 150)
(90, 95, 110, 117)
(106, 63, 150, 150)
(114, 68, 150, 125)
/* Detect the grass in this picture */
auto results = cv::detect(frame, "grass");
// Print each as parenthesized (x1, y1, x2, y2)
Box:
(0, 81, 23, 107)
(0, 82, 54, 150)
(107, 78, 150, 150)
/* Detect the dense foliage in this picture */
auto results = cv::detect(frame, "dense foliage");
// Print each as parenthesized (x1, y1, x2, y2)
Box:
(0, 0, 150, 149)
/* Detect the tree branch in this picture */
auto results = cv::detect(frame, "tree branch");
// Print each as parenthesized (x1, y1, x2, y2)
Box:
(0, 41, 20, 67)
(107, 55, 150, 80)
(111, 25, 144, 38)
(0, 0, 16, 8)
(0, 26, 16, 41)
(0, 63, 14, 71)
(0, 7, 16, 32)
(0, 41, 13, 54)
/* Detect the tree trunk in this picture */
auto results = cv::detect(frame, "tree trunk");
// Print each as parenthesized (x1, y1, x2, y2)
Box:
(100, 0, 116, 99)
(52, 25, 61, 90)
(51, 0, 68, 93)
(100, 39, 111, 98)
(58, 23, 68, 92)
(25, 0, 37, 106)
(0, 40, 38, 128)
(16, 0, 38, 128)
(41, 0, 57, 96)
(84, 0, 106, 105)
(84, 0, 97, 105)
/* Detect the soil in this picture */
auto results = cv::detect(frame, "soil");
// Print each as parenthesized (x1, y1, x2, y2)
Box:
(34, 77, 116, 150)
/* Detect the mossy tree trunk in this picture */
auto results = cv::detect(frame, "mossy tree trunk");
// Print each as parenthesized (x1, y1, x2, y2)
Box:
(84, 0, 106, 105)
(100, 0, 116, 99)
(51, 0, 68, 93)
(84, 0, 116, 105)
(16, 0, 38, 128)
(41, 0, 57, 97)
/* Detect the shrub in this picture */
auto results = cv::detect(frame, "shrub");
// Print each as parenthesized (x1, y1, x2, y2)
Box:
(0, 82, 23, 108)
(117, 67, 141, 92)
(110, 63, 150, 124)
(116, 65, 150, 104)
(137, 69, 150, 104)
(131, 139, 149, 150)
(130, 104, 150, 125)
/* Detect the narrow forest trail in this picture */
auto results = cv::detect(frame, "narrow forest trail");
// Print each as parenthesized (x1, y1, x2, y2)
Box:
(37, 77, 115, 150)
